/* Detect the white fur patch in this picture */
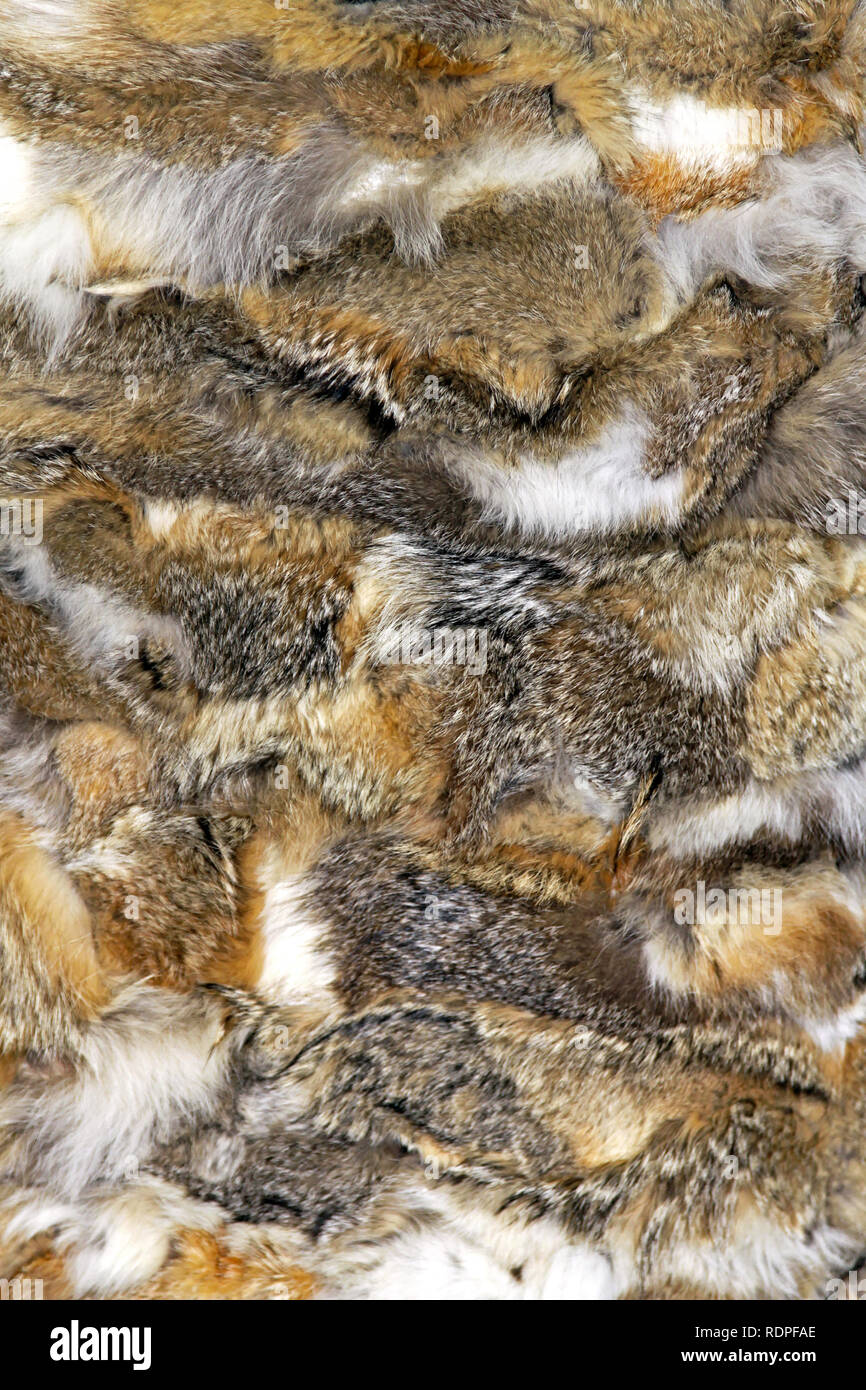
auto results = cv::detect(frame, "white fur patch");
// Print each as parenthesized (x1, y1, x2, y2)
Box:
(450, 406, 685, 537)
(321, 1181, 619, 1300)
(797, 996, 866, 1054)
(0, 988, 232, 1197)
(631, 89, 768, 172)
(649, 759, 866, 860)
(0, 0, 95, 45)
(0, 125, 93, 344)
(655, 141, 866, 318)
(141, 498, 183, 541)
(256, 858, 338, 1010)
(2, 1178, 225, 1296)
(0, 536, 190, 677)
(646, 1216, 859, 1301)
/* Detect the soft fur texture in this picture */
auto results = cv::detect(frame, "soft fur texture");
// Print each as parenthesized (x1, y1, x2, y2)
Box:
(2, 0, 866, 1301)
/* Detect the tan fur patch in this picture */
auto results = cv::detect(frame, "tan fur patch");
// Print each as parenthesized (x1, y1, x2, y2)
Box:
(0, 810, 108, 1018)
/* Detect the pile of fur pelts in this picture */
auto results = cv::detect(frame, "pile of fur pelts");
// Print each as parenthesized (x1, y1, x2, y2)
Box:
(3, 0, 866, 1303)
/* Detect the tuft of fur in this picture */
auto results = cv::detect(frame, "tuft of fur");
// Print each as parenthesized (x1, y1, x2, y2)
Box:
(2, 0, 866, 1303)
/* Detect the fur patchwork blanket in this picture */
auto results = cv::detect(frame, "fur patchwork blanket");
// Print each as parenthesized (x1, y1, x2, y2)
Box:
(1, 0, 866, 1300)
